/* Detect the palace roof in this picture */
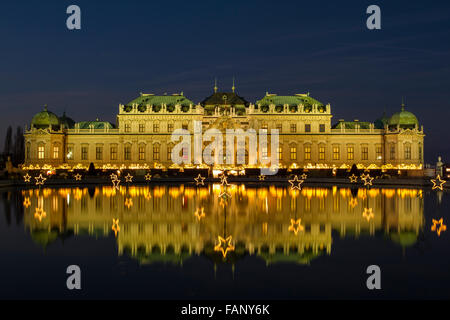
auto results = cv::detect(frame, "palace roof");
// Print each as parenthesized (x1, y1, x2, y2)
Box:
(256, 93, 324, 107)
(126, 93, 194, 107)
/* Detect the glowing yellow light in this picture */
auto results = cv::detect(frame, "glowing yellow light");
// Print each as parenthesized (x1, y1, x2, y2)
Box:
(144, 173, 152, 181)
(349, 174, 358, 183)
(362, 208, 374, 222)
(288, 218, 304, 235)
(111, 175, 121, 190)
(214, 235, 235, 258)
(74, 173, 82, 181)
(34, 174, 47, 186)
(34, 207, 46, 222)
(364, 175, 374, 187)
(194, 207, 205, 221)
(288, 175, 304, 190)
(194, 174, 206, 186)
(220, 174, 229, 186)
(112, 219, 120, 237)
(431, 218, 447, 236)
(349, 197, 358, 209)
(23, 174, 31, 182)
(431, 175, 446, 191)
(258, 174, 266, 181)
(300, 173, 308, 180)
(124, 197, 133, 209)
(124, 173, 133, 183)
(23, 197, 31, 208)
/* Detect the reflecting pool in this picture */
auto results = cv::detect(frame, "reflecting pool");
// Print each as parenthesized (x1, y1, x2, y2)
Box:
(0, 184, 449, 299)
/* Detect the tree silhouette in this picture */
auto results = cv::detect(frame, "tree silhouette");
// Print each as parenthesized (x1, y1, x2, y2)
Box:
(3, 126, 12, 156)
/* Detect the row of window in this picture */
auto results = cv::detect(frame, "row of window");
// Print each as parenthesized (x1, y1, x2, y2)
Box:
(123, 123, 188, 133)
(262, 123, 326, 133)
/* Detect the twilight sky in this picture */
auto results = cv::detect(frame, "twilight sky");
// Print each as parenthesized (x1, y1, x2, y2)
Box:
(1, 0, 449, 162)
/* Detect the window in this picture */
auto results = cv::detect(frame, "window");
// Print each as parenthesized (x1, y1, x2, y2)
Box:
(261, 146, 268, 160)
(376, 146, 382, 160)
(319, 124, 325, 132)
(139, 146, 145, 160)
(347, 146, 354, 160)
(38, 146, 45, 159)
(81, 147, 88, 160)
(290, 147, 297, 160)
(96, 146, 103, 160)
(124, 146, 131, 161)
(110, 146, 117, 160)
(124, 123, 131, 132)
(319, 146, 325, 160)
(305, 124, 311, 132)
(67, 146, 73, 160)
(53, 146, 59, 159)
(304, 146, 311, 160)
(139, 123, 145, 133)
(405, 145, 411, 160)
(390, 145, 395, 160)
(167, 145, 173, 161)
(276, 123, 282, 133)
(290, 124, 297, 133)
(261, 123, 268, 131)
(277, 147, 283, 160)
(153, 144, 160, 160)
(361, 146, 368, 160)
(153, 123, 159, 133)
(167, 123, 173, 133)
(333, 146, 340, 160)
(182, 124, 188, 130)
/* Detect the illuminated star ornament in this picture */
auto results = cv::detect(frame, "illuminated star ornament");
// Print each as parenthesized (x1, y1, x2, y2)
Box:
(288, 218, 304, 235)
(214, 235, 235, 258)
(194, 174, 205, 186)
(288, 175, 304, 190)
(362, 208, 374, 222)
(110, 173, 118, 180)
(300, 173, 308, 180)
(74, 173, 82, 181)
(111, 175, 121, 190)
(111, 219, 120, 237)
(349, 174, 358, 183)
(34, 174, 47, 186)
(144, 173, 152, 181)
(360, 173, 368, 183)
(220, 174, 229, 186)
(23, 173, 31, 183)
(258, 174, 266, 181)
(431, 218, 447, 236)
(364, 175, 374, 187)
(431, 175, 446, 191)
(124, 197, 133, 209)
(23, 197, 31, 208)
(194, 207, 205, 221)
(124, 173, 133, 183)
(34, 207, 47, 222)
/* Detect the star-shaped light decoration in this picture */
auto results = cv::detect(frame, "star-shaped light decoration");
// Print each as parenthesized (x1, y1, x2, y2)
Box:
(111, 176, 121, 190)
(431, 218, 447, 236)
(364, 175, 374, 187)
(23, 173, 31, 183)
(110, 173, 118, 180)
(34, 174, 47, 186)
(362, 208, 374, 222)
(23, 197, 31, 208)
(288, 175, 304, 190)
(34, 207, 47, 222)
(219, 190, 232, 201)
(431, 175, 446, 191)
(112, 218, 120, 237)
(194, 207, 205, 221)
(288, 218, 304, 235)
(220, 174, 229, 186)
(349, 197, 358, 209)
(214, 235, 235, 258)
(124, 173, 133, 183)
(144, 172, 152, 181)
(258, 174, 266, 181)
(194, 174, 205, 186)
(360, 173, 368, 183)
(74, 173, 82, 181)
(349, 174, 358, 183)
(300, 173, 308, 180)
(124, 197, 133, 209)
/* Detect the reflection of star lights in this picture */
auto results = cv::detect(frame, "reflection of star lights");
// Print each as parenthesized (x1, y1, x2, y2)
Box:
(349, 197, 358, 208)
(112, 219, 120, 237)
(194, 207, 205, 221)
(349, 174, 358, 183)
(34, 174, 47, 186)
(144, 173, 152, 181)
(124, 173, 133, 183)
(23, 197, 31, 208)
(431, 175, 446, 191)
(34, 207, 46, 222)
(288, 175, 304, 190)
(362, 208, 374, 222)
(288, 218, 304, 235)
(214, 235, 235, 258)
(219, 190, 231, 201)
(431, 218, 447, 236)
(124, 198, 133, 209)
(74, 173, 82, 181)
(194, 174, 205, 186)
(24, 174, 31, 182)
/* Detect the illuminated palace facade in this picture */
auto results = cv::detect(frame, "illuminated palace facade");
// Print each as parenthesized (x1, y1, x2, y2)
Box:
(24, 87, 425, 171)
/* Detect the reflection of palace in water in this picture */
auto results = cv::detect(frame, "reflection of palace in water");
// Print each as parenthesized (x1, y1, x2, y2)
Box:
(22, 185, 424, 265)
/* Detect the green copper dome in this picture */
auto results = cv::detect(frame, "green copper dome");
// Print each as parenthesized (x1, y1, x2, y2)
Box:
(31, 105, 61, 129)
(388, 104, 419, 129)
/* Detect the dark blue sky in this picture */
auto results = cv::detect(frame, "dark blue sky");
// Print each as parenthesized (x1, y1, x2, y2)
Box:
(1, 0, 449, 162)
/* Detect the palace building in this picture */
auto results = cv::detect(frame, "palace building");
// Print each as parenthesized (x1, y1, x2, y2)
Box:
(24, 86, 425, 171)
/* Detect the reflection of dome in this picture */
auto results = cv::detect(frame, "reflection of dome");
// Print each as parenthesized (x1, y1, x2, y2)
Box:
(59, 112, 75, 129)
(30, 230, 58, 248)
(390, 232, 417, 247)
(31, 105, 61, 129)
(258, 250, 323, 265)
(388, 104, 419, 129)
